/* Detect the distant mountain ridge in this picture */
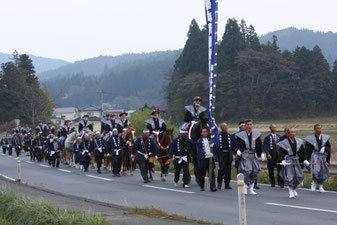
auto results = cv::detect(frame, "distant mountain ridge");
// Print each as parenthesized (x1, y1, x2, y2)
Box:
(259, 27, 337, 66)
(0, 52, 70, 74)
(38, 51, 181, 80)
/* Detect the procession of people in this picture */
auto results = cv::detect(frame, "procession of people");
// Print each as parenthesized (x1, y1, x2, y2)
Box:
(0, 96, 333, 199)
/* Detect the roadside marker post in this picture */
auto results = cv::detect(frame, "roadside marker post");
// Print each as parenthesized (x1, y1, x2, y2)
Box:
(237, 173, 247, 225)
(17, 157, 21, 182)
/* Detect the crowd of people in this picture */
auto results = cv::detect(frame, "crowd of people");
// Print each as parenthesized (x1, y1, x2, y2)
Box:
(0, 96, 332, 199)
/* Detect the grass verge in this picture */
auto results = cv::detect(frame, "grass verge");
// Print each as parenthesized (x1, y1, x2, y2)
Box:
(0, 187, 111, 225)
(126, 207, 212, 224)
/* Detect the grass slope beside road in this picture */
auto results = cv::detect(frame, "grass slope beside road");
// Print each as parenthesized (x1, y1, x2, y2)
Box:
(0, 187, 110, 225)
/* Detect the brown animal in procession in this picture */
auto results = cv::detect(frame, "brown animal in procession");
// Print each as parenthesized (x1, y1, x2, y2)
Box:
(122, 126, 136, 176)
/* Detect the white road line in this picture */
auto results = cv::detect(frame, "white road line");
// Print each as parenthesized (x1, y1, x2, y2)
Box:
(58, 169, 72, 173)
(25, 161, 33, 164)
(0, 173, 16, 181)
(39, 164, 49, 168)
(143, 185, 195, 194)
(86, 175, 113, 181)
(265, 202, 337, 214)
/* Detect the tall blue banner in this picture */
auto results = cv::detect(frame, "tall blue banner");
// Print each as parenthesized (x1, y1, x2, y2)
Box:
(205, 0, 219, 147)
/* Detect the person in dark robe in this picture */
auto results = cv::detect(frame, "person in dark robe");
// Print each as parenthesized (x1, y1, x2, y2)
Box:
(46, 122, 56, 135)
(196, 128, 220, 192)
(168, 129, 196, 188)
(35, 121, 46, 135)
(132, 129, 157, 183)
(145, 110, 167, 137)
(217, 123, 235, 190)
(78, 115, 94, 133)
(80, 134, 91, 172)
(90, 131, 105, 174)
(304, 124, 331, 193)
(74, 136, 82, 169)
(183, 96, 208, 130)
(108, 128, 126, 177)
(117, 112, 131, 133)
(263, 124, 284, 188)
(235, 119, 262, 195)
(278, 128, 308, 199)
(32, 135, 43, 162)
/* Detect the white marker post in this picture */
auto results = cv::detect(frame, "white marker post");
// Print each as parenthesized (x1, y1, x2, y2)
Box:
(17, 157, 21, 182)
(237, 173, 247, 225)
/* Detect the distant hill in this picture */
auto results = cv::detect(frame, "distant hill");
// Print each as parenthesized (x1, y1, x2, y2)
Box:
(0, 52, 70, 74)
(259, 27, 337, 66)
(38, 52, 180, 80)
(41, 50, 182, 109)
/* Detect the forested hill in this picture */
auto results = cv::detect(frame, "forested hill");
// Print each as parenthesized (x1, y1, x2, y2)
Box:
(38, 51, 180, 80)
(0, 52, 69, 74)
(165, 19, 337, 123)
(42, 50, 181, 109)
(259, 27, 337, 66)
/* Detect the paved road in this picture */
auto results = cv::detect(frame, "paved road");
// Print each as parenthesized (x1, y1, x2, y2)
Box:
(1, 153, 337, 225)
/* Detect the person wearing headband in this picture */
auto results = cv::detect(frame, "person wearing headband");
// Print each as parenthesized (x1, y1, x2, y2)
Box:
(132, 128, 157, 183)
(90, 131, 105, 174)
(168, 129, 196, 188)
(74, 136, 82, 169)
(108, 128, 126, 177)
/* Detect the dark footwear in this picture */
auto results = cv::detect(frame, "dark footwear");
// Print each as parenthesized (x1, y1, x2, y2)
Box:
(116, 173, 121, 177)
(210, 187, 217, 192)
(97, 170, 101, 174)
(280, 183, 284, 188)
(112, 174, 116, 177)
(225, 186, 232, 190)
(144, 180, 149, 183)
(271, 183, 275, 187)
(200, 187, 205, 191)
(217, 183, 222, 190)
(254, 185, 260, 190)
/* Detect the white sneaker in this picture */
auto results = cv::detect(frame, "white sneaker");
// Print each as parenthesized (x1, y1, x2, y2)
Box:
(244, 185, 248, 195)
(183, 184, 189, 188)
(174, 182, 178, 187)
(80, 165, 83, 170)
(293, 189, 298, 197)
(249, 184, 257, 195)
(288, 187, 295, 199)
(311, 182, 316, 192)
(319, 185, 326, 193)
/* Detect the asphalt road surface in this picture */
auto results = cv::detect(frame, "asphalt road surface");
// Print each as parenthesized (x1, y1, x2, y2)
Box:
(1, 153, 337, 225)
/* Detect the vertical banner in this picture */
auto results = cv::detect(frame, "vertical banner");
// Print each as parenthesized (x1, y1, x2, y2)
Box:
(205, 0, 219, 184)
(205, 0, 219, 148)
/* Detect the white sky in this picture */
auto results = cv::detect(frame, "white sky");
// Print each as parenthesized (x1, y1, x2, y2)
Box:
(0, 0, 336, 62)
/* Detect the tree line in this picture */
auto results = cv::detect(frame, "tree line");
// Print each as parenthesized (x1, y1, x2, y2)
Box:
(0, 52, 54, 126)
(165, 18, 337, 124)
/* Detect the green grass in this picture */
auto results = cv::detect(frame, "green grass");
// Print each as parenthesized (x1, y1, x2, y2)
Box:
(126, 207, 212, 224)
(0, 187, 111, 225)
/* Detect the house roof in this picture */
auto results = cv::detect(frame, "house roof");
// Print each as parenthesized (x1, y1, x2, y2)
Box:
(79, 106, 101, 111)
(72, 116, 102, 122)
(54, 107, 77, 114)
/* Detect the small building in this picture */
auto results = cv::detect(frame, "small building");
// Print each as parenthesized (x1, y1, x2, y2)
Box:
(78, 106, 102, 118)
(53, 107, 79, 121)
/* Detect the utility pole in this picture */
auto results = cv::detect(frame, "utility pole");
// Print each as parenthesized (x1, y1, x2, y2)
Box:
(98, 90, 103, 117)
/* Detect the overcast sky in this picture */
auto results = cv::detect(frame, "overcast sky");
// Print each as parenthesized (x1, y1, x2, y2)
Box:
(0, 0, 336, 62)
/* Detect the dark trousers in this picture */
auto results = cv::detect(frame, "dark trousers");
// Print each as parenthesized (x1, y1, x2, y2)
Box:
(268, 160, 284, 186)
(95, 152, 104, 170)
(199, 158, 216, 188)
(8, 147, 12, 156)
(192, 155, 201, 184)
(2, 146, 6, 154)
(35, 148, 43, 162)
(139, 160, 149, 181)
(174, 162, 190, 185)
(51, 152, 60, 167)
(30, 148, 35, 161)
(217, 158, 232, 187)
(15, 146, 21, 157)
(112, 155, 122, 174)
(82, 155, 91, 170)
(46, 152, 51, 165)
